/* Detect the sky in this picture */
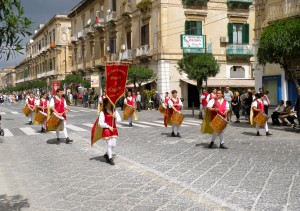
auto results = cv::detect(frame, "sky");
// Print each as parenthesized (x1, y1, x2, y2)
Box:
(0, 0, 82, 70)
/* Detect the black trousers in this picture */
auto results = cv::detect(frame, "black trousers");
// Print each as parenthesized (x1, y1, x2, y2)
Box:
(271, 112, 280, 125)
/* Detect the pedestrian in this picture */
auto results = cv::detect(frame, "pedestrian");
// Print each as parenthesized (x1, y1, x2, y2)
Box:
(93, 93, 99, 109)
(167, 90, 183, 138)
(206, 88, 217, 102)
(271, 100, 285, 125)
(262, 90, 270, 115)
(224, 86, 233, 122)
(37, 93, 49, 133)
(50, 88, 73, 144)
(73, 93, 78, 106)
(200, 89, 209, 119)
(124, 91, 136, 127)
(231, 91, 241, 123)
(250, 93, 272, 136)
(136, 92, 142, 112)
(244, 89, 253, 121)
(25, 93, 35, 125)
(240, 90, 247, 116)
(202, 90, 229, 149)
(99, 98, 121, 165)
(295, 87, 300, 128)
(69, 93, 73, 106)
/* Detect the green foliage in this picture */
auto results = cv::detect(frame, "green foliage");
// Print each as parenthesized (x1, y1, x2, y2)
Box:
(177, 54, 219, 90)
(257, 19, 300, 89)
(3, 80, 47, 93)
(0, 0, 33, 60)
(143, 89, 157, 108)
(136, 0, 152, 13)
(63, 73, 83, 85)
(128, 66, 154, 90)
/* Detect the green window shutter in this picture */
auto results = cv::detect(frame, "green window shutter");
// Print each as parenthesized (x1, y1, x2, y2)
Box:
(185, 20, 191, 34)
(196, 21, 202, 35)
(242, 24, 250, 44)
(228, 23, 233, 44)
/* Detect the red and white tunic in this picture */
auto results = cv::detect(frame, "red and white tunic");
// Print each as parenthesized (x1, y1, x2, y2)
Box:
(208, 98, 228, 120)
(124, 97, 135, 107)
(50, 97, 67, 120)
(26, 98, 35, 108)
(252, 99, 265, 117)
(98, 110, 121, 139)
(39, 99, 49, 113)
(168, 98, 182, 117)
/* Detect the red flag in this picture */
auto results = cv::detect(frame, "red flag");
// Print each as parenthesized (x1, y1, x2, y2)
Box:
(105, 64, 128, 106)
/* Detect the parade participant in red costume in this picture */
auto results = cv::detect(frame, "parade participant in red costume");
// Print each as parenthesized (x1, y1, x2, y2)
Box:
(50, 88, 73, 144)
(98, 91, 106, 115)
(25, 93, 35, 125)
(37, 93, 49, 133)
(99, 98, 121, 165)
(200, 89, 209, 118)
(206, 90, 229, 149)
(251, 93, 272, 136)
(167, 90, 183, 137)
(124, 91, 136, 126)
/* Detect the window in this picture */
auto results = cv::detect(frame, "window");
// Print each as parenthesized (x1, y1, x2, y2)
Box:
(228, 23, 249, 44)
(230, 66, 245, 78)
(49, 60, 53, 70)
(109, 37, 116, 54)
(126, 31, 131, 49)
(53, 58, 55, 70)
(81, 16, 85, 30)
(141, 24, 149, 46)
(73, 20, 77, 35)
(90, 9, 94, 23)
(52, 29, 56, 43)
(112, 0, 117, 11)
(185, 21, 202, 35)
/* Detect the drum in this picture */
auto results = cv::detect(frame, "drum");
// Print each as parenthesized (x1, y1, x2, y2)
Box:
(171, 112, 184, 126)
(254, 112, 268, 126)
(22, 105, 33, 117)
(124, 106, 134, 118)
(47, 113, 64, 129)
(158, 104, 166, 114)
(210, 114, 228, 133)
(34, 111, 47, 124)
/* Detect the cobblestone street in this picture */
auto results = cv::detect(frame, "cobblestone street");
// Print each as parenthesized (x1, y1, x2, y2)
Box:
(0, 103, 299, 210)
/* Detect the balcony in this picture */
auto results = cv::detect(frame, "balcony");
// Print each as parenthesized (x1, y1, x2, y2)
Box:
(119, 49, 132, 60)
(78, 30, 87, 39)
(37, 70, 55, 79)
(226, 44, 253, 59)
(71, 36, 78, 43)
(50, 42, 56, 48)
(120, 3, 132, 16)
(182, 0, 209, 6)
(267, 0, 300, 22)
(24, 76, 32, 82)
(41, 46, 47, 53)
(106, 11, 117, 22)
(183, 43, 212, 54)
(135, 45, 152, 58)
(227, 0, 253, 9)
(93, 18, 105, 30)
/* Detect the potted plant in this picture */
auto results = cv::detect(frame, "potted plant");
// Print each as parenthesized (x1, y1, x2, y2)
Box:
(136, 0, 152, 14)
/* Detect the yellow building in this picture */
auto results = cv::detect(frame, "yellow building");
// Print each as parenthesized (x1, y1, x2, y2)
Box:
(254, 0, 300, 105)
(15, 15, 72, 91)
(68, 0, 256, 107)
(0, 66, 16, 90)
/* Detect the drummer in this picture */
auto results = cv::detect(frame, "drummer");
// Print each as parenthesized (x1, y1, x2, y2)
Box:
(124, 91, 136, 127)
(98, 98, 121, 165)
(251, 93, 272, 136)
(37, 93, 49, 133)
(168, 90, 183, 137)
(206, 90, 229, 149)
(25, 93, 35, 125)
(50, 88, 73, 144)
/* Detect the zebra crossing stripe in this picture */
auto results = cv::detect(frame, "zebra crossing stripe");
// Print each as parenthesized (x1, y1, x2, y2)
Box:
(79, 109, 92, 113)
(19, 127, 39, 135)
(139, 121, 165, 127)
(3, 129, 13, 137)
(82, 123, 93, 127)
(0, 112, 6, 115)
(181, 121, 199, 126)
(152, 120, 189, 127)
(70, 110, 80, 113)
(184, 119, 201, 124)
(120, 121, 150, 128)
(66, 124, 88, 132)
(11, 111, 20, 114)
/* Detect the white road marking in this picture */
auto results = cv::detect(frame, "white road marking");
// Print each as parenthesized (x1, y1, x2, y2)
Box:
(139, 121, 165, 127)
(153, 120, 188, 127)
(66, 124, 88, 132)
(3, 129, 13, 137)
(120, 121, 150, 128)
(82, 123, 93, 127)
(19, 127, 39, 135)
(11, 111, 20, 114)
(0, 112, 6, 115)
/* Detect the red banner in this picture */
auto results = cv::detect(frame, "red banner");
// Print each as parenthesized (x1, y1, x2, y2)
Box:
(105, 64, 128, 106)
(51, 81, 60, 95)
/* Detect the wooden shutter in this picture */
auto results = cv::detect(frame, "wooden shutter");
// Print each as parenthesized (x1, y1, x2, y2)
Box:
(196, 21, 202, 35)
(242, 24, 250, 44)
(185, 20, 191, 34)
(228, 23, 233, 44)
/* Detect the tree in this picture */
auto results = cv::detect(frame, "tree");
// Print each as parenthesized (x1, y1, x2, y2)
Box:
(257, 19, 300, 90)
(0, 0, 33, 60)
(177, 54, 219, 92)
(127, 66, 154, 90)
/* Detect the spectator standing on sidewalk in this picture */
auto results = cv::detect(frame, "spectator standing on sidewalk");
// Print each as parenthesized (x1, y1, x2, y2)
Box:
(136, 92, 142, 112)
(93, 93, 99, 109)
(73, 93, 78, 106)
(224, 86, 233, 122)
(200, 89, 209, 119)
(232, 91, 241, 122)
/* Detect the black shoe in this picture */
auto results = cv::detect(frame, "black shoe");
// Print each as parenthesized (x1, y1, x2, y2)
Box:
(103, 154, 110, 163)
(220, 143, 228, 149)
(266, 131, 272, 136)
(256, 132, 261, 136)
(129, 123, 133, 127)
(171, 132, 176, 137)
(208, 142, 214, 149)
(29, 121, 32, 125)
(108, 158, 115, 165)
(66, 137, 73, 144)
(57, 138, 60, 143)
(177, 133, 181, 138)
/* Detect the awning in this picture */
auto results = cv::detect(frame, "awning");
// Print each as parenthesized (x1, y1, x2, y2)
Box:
(180, 78, 255, 88)
(126, 80, 155, 88)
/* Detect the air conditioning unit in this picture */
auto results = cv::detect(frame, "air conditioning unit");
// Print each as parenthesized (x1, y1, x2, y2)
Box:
(220, 36, 229, 43)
